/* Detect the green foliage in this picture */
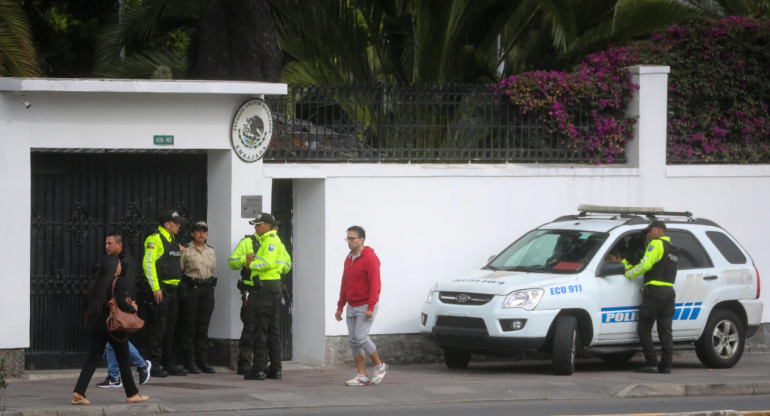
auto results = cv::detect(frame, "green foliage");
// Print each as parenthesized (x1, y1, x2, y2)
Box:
(20, 0, 113, 77)
(497, 16, 770, 164)
(93, 0, 197, 79)
(0, 0, 40, 76)
(637, 16, 770, 162)
(0, 356, 7, 391)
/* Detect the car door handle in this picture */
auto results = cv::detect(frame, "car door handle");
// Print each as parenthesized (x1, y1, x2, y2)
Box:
(703, 275, 718, 280)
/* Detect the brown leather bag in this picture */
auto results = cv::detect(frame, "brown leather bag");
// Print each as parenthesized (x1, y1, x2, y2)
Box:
(106, 277, 144, 341)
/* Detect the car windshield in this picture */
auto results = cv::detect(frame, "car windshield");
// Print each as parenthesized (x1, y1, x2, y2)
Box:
(486, 230, 608, 273)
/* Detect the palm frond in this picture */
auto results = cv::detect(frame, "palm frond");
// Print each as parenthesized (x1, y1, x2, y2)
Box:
(0, 0, 40, 77)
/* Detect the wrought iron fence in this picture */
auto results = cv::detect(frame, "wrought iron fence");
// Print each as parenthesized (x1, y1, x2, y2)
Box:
(265, 84, 609, 164)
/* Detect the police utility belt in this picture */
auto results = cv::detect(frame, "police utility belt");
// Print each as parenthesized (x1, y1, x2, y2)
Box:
(181, 275, 217, 288)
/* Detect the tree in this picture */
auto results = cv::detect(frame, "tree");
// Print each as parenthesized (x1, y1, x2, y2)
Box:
(271, 0, 712, 85)
(196, 0, 281, 81)
(93, 0, 196, 79)
(0, 0, 40, 76)
(94, 0, 281, 82)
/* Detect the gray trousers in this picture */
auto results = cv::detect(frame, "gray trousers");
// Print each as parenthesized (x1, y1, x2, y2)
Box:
(345, 303, 379, 356)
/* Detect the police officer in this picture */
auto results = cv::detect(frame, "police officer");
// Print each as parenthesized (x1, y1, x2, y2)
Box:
(143, 209, 188, 377)
(625, 220, 679, 374)
(180, 220, 217, 374)
(228, 213, 290, 380)
(262, 222, 292, 378)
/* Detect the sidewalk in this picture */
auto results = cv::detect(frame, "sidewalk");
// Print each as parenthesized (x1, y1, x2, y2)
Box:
(2, 353, 770, 416)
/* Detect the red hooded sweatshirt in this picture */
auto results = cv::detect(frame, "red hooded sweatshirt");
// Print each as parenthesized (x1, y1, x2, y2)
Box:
(337, 246, 381, 312)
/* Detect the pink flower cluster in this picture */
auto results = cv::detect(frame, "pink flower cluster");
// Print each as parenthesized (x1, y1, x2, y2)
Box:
(496, 47, 639, 163)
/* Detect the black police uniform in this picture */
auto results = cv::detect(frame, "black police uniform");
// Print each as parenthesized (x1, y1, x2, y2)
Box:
(146, 231, 187, 376)
(637, 239, 679, 372)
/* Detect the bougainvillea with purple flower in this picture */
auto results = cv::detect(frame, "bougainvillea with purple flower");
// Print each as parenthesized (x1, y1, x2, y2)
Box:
(496, 47, 639, 163)
(495, 16, 770, 164)
(636, 17, 770, 163)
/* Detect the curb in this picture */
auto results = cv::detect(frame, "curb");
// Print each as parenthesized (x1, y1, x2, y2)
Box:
(616, 382, 770, 398)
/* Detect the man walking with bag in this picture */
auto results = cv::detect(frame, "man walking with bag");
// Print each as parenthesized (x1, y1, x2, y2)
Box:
(95, 232, 151, 388)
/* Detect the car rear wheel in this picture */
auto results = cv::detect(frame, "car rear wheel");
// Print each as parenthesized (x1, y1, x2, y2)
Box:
(695, 309, 745, 368)
(443, 349, 470, 369)
(552, 315, 578, 375)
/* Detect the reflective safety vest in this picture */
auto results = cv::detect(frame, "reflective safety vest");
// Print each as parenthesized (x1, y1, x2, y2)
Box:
(644, 239, 678, 285)
(625, 236, 678, 287)
(143, 226, 183, 291)
(228, 230, 290, 286)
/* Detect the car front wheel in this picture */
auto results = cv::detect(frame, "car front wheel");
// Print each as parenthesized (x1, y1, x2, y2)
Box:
(695, 309, 745, 368)
(443, 349, 470, 369)
(552, 315, 578, 375)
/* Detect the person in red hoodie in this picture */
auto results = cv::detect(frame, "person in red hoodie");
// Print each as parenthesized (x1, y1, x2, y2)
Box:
(335, 225, 388, 386)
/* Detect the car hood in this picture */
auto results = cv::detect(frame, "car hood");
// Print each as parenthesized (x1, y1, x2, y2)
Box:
(434, 268, 574, 295)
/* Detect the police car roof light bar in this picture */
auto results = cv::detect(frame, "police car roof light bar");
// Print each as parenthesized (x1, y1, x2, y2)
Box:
(576, 204, 693, 219)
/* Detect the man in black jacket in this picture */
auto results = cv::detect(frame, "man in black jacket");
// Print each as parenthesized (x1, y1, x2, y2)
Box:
(95, 231, 153, 388)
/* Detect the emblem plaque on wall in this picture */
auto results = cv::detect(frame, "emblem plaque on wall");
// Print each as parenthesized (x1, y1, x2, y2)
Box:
(231, 98, 273, 162)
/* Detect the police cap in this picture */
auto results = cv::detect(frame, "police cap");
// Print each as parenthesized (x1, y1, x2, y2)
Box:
(643, 220, 667, 232)
(249, 213, 277, 226)
(159, 209, 185, 224)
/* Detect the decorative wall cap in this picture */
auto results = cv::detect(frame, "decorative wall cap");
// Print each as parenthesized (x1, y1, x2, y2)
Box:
(0, 78, 287, 95)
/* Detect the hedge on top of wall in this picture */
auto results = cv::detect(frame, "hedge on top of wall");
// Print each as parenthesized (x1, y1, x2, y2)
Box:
(497, 16, 770, 164)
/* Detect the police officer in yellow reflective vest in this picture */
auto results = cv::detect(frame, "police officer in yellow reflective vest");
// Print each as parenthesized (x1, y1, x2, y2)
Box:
(228, 213, 291, 380)
(624, 220, 679, 374)
(143, 209, 189, 378)
(262, 222, 292, 378)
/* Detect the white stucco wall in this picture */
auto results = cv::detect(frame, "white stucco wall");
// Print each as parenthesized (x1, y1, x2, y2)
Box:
(267, 164, 770, 346)
(292, 180, 327, 365)
(264, 66, 770, 364)
(2, 70, 768, 368)
(0, 78, 286, 349)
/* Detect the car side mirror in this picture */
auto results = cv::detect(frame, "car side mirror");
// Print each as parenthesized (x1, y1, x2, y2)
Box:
(598, 262, 626, 277)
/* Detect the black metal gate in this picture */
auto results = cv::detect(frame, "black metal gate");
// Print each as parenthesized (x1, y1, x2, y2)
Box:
(271, 179, 293, 361)
(28, 151, 208, 369)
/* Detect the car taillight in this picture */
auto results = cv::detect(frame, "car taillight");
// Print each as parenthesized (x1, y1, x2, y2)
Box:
(756, 267, 761, 299)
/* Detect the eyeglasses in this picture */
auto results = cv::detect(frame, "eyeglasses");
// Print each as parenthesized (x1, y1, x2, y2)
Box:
(345, 237, 360, 242)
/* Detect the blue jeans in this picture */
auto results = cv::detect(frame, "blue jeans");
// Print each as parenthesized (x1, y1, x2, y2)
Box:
(105, 341, 145, 379)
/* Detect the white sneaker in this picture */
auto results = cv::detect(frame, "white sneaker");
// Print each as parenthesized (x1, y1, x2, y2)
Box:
(371, 362, 388, 385)
(345, 373, 370, 386)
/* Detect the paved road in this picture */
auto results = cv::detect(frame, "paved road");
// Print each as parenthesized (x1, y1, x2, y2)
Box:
(2, 353, 769, 416)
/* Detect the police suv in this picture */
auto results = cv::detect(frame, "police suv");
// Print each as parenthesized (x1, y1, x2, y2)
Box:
(420, 205, 763, 375)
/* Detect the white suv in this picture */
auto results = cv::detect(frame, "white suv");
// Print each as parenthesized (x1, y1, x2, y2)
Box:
(420, 205, 763, 375)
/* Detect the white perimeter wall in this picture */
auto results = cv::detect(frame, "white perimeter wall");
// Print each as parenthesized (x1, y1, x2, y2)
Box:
(267, 66, 770, 365)
(0, 80, 285, 349)
(2, 71, 769, 367)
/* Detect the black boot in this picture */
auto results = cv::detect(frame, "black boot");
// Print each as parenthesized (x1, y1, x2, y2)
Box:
(198, 362, 216, 374)
(150, 366, 168, 378)
(165, 362, 189, 376)
(244, 368, 266, 380)
(185, 363, 201, 374)
(237, 363, 251, 375)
